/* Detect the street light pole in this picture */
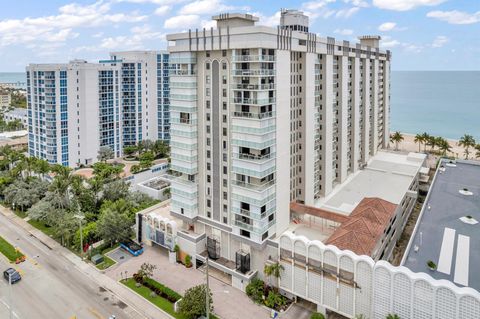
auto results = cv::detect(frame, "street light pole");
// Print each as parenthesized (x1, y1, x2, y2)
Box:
(74, 205, 85, 260)
(8, 273, 13, 319)
(206, 256, 209, 319)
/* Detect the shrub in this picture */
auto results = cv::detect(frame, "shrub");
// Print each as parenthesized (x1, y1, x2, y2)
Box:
(185, 255, 192, 268)
(178, 284, 213, 319)
(427, 260, 437, 270)
(246, 278, 265, 304)
(311, 313, 326, 319)
(143, 277, 182, 303)
(264, 291, 286, 310)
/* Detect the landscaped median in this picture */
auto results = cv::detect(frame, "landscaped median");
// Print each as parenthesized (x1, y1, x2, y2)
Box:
(0, 235, 25, 263)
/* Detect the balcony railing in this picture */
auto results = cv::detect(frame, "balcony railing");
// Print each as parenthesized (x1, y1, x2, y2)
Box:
(233, 152, 274, 161)
(232, 83, 275, 90)
(232, 69, 275, 76)
(170, 69, 196, 76)
(232, 97, 275, 105)
(232, 55, 275, 62)
(232, 179, 275, 192)
(232, 111, 275, 119)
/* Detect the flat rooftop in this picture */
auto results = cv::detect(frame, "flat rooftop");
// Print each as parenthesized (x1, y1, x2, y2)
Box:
(403, 160, 480, 291)
(318, 151, 426, 215)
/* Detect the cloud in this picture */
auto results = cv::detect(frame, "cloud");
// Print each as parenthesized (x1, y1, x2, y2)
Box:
(378, 22, 397, 31)
(164, 15, 200, 29)
(373, 0, 446, 11)
(154, 5, 171, 16)
(343, 0, 369, 7)
(302, 0, 336, 11)
(427, 10, 480, 25)
(100, 25, 165, 50)
(334, 28, 354, 35)
(335, 7, 360, 18)
(431, 35, 449, 47)
(0, 1, 146, 47)
(179, 0, 249, 15)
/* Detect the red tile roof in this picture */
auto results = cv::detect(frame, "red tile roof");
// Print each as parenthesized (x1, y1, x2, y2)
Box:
(325, 198, 397, 256)
(290, 202, 349, 224)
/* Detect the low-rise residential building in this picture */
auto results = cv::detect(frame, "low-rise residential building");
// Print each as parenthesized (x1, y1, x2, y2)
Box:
(4, 108, 28, 127)
(0, 93, 11, 108)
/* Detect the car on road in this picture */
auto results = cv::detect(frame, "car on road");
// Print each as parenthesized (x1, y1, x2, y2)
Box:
(3, 268, 21, 284)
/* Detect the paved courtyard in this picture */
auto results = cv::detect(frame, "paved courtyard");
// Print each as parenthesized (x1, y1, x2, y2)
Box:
(105, 246, 308, 319)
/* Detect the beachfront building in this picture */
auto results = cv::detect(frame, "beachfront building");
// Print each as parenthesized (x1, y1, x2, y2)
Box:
(166, 9, 392, 287)
(26, 51, 169, 167)
(0, 93, 11, 108)
(3, 108, 28, 127)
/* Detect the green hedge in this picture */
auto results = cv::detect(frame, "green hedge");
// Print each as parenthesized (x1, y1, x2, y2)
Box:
(133, 273, 182, 302)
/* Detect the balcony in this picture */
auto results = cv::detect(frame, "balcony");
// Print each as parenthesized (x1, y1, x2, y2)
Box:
(232, 111, 275, 119)
(234, 219, 275, 235)
(232, 83, 275, 90)
(170, 69, 196, 76)
(233, 152, 274, 161)
(231, 55, 275, 62)
(232, 97, 275, 105)
(232, 179, 275, 192)
(232, 69, 275, 77)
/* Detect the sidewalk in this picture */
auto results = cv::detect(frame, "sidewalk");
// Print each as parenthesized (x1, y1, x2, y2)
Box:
(0, 205, 172, 319)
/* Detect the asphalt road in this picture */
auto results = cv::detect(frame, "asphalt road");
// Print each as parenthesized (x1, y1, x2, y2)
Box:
(0, 212, 136, 319)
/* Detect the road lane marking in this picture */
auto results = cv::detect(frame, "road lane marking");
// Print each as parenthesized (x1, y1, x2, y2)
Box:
(88, 307, 105, 319)
(0, 298, 20, 318)
(437, 227, 455, 274)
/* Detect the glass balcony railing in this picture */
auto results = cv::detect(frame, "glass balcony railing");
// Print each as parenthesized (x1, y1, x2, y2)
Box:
(232, 69, 275, 76)
(233, 152, 275, 161)
(232, 111, 275, 119)
(232, 179, 275, 192)
(232, 55, 275, 62)
(232, 97, 275, 105)
(232, 83, 275, 90)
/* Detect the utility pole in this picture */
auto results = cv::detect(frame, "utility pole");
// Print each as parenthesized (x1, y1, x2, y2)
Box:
(206, 256, 210, 319)
(74, 205, 85, 260)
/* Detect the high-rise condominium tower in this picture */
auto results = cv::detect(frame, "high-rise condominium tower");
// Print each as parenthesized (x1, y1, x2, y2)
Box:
(27, 51, 169, 167)
(168, 10, 390, 272)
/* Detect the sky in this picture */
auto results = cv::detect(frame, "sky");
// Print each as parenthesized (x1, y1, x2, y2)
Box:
(0, 0, 479, 71)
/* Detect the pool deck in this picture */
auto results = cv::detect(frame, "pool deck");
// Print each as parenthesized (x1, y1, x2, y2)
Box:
(403, 160, 480, 291)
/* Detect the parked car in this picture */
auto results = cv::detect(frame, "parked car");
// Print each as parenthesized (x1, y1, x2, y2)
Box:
(120, 239, 144, 256)
(3, 268, 21, 284)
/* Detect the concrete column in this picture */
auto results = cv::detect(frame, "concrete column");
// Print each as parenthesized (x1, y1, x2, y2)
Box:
(275, 50, 292, 234)
(351, 58, 361, 172)
(371, 59, 379, 155)
(321, 54, 334, 196)
(338, 56, 349, 182)
(362, 58, 370, 164)
(383, 60, 391, 148)
(303, 52, 316, 205)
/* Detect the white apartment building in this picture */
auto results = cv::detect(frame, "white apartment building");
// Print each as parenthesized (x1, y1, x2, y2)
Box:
(0, 93, 11, 108)
(27, 51, 169, 167)
(167, 10, 390, 281)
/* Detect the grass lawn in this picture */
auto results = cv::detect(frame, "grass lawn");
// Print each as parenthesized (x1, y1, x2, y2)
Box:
(101, 243, 119, 255)
(0, 235, 24, 262)
(28, 219, 56, 237)
(13, 209, 27, 219)
(121, 278, 187, 319)
(96, 255, 116, 270)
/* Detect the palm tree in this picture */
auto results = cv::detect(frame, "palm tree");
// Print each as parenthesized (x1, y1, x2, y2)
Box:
(390, 131, 404, 151)
(263, 262, 284, 291)
(438, 138, 452, 156)
(33, 158, 51, 179)
(458, 134, 476, 159)
(386, 314, 400, 319)
(475, 144, 480, 159)
(421, 132, 430, 152)
(414, 133, 423, 153)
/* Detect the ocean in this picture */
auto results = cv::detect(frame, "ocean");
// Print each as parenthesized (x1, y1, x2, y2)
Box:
(390, 71, 480, 140)
(0, 71, 478, 140)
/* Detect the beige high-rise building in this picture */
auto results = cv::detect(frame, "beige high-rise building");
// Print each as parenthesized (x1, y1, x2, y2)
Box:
(167, 10, 391, 287)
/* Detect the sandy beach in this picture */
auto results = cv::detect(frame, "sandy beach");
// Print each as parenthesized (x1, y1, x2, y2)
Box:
(393, 133, 477, 160)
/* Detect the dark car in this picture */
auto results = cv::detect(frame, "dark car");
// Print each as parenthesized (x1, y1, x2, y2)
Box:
(3, 268, 21, 284)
